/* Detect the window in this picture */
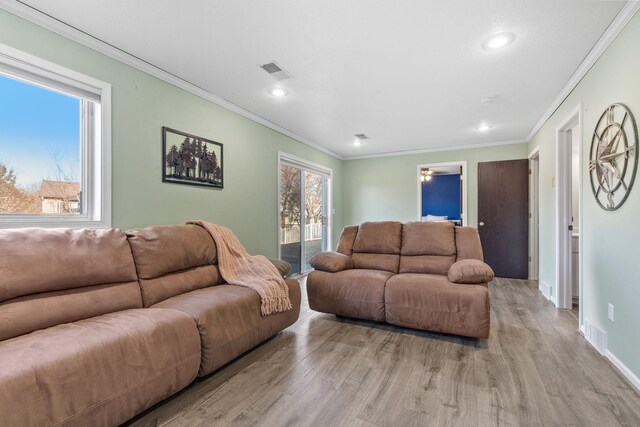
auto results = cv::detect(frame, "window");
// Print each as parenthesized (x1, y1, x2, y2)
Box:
(0, 44, 111, 228)
(278, 152, 332, 275)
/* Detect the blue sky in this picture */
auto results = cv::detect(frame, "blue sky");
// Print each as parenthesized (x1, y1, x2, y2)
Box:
(0, 74, 80, 188)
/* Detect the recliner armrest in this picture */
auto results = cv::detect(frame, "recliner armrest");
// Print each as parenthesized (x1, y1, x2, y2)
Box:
(268, 258, 292, 278)
(448, 259, 494, 284)
(309, 251, 354, 272)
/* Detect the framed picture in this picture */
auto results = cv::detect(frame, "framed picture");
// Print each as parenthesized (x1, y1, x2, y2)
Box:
(162, 126, 224, 189)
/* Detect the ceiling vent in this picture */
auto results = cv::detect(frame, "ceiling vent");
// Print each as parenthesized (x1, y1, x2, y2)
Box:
(260, 61, 292, 81)
(354, 133, 369, 140)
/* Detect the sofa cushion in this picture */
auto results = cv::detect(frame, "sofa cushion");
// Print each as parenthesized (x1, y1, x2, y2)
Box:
(152, 279, 301, 376)
(398, 222, 457, 275)
(306, 269, 393, 322)
(352, 221, 402, 254)
(127, 224, 217, 279)
(0, 281, 141, 341)
(384, 273, 490, 338)
(401, 221, 456, 256)
(0, 227, 138, 302)
(137, 265, 223, 307)
(399, 254, 456, 276)
(0, 308, 201, 426)
(455, 226, 484, 261)
(127, 224, 224, 306)
(448, 259, 494, 284)
(351, 253, 400, 273)
(310, 251, 353, 272)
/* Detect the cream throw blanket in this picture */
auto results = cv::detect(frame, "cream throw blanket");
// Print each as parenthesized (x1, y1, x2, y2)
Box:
(189, 221, 292, 316)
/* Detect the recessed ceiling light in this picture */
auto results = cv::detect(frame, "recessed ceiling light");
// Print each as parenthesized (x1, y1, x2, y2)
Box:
(477, 123, 492, 132)
(482, 32, 515, 50)
(268, 87, 288, 97)
(353, 133, 368, 146)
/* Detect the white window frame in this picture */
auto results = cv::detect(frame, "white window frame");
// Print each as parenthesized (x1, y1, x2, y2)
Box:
(0, 43, 111, 229)
(277, 152, 333, 272)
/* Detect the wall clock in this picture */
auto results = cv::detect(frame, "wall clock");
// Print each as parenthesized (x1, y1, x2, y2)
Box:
(589, 103, 638, 211)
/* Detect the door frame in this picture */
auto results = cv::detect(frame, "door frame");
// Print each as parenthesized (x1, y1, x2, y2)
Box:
(555, 104, 583, 312)
(416, 161, 468, 226)
(528, 146, 540, 281)
(277, 152, 333, 272)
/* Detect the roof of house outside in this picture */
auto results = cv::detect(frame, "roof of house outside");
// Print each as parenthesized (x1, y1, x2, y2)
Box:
(38, 180, 80, 201)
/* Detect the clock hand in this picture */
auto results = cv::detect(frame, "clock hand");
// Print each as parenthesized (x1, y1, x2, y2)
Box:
(612, 113, 629, 153)
(603, 161, 622, 180)
(606, 128, 623, 153)
(598, 148, 631, 162)
(598, 165, 610, 190)
(602, 159, 629, 191)
(597, 127, 622, 158)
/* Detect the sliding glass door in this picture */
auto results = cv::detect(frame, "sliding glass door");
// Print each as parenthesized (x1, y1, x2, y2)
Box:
(279, 157, 330, 275)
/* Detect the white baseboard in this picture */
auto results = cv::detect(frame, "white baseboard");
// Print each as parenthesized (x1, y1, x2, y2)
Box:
(605, 349, 640, 393)
(579, 320, 640, 393)
(539, 281, 553, 301)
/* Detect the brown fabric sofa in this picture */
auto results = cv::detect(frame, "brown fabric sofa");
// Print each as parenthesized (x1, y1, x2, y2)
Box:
(126, 224, 301, 376)
(0, 224, 300, 426)
(307, 221, 493, 339)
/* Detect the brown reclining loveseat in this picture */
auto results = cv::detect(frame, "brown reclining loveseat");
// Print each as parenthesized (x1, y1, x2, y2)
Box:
(307, 221, 493, 338)
(0, 224, 300, 426)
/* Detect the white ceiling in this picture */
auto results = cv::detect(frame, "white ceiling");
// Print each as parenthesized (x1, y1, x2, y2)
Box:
(19, 0, 626, 158)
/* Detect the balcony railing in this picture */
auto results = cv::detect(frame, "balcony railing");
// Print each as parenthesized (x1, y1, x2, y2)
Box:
(280, 223, 323, 244)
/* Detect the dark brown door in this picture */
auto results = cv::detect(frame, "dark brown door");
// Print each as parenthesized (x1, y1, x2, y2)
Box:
(478, 159, 529, 279)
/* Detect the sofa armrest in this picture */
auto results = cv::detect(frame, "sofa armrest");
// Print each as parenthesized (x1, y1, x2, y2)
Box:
(448, 259, 494, 284)
(309, 251, 354, 272)
(268, 258, 292, 278)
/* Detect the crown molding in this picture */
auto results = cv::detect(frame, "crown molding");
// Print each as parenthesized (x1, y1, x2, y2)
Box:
(344, 139, 528, 160)
(0, 0, 345, 160)
(526, 0, 640, 141)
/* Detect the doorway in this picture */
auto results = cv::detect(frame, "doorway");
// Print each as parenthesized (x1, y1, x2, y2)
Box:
(477, 159, 529, 279)
(556, 105, 582, 316)
(416, 161, 468, 226)
(278, 153, 332, 275)
(529, 147, 540, 281)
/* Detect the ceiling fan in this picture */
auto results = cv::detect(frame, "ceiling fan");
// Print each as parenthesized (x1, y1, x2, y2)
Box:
(420, 168, 452, 182)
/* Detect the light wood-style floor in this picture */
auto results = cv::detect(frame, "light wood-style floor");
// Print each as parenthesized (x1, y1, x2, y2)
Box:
(128, 277, 640, 427)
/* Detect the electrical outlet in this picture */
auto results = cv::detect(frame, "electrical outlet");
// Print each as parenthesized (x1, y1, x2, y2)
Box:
(608, 303, 614, 322)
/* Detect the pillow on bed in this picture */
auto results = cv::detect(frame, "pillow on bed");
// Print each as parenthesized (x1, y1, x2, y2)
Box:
(422, 214, 448, 222)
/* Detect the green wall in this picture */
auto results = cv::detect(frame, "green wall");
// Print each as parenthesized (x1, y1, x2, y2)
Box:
(529, 11, 640, 378)
(342, 143, 529, 227)
(0, 9, 343, 257)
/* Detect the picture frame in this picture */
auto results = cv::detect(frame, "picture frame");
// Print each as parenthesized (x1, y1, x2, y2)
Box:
(162, 126, 224, 189)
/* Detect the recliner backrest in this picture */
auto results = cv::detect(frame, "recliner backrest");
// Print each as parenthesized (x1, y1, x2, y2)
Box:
(399, 222, 457, 275)
(350, 221, 402, 273)
(0, 227, 141, 341)
(336, 221, 485, 276)
(126, 224, 223, 307)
